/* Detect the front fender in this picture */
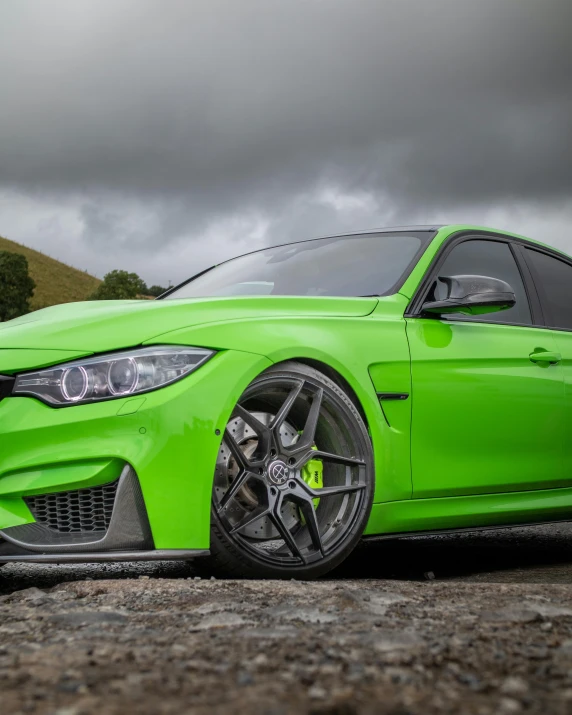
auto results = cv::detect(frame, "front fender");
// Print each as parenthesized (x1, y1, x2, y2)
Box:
(146, 295, 413, 503)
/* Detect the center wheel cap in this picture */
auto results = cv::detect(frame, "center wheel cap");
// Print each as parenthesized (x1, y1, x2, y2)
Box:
(267, 459, 290, 486)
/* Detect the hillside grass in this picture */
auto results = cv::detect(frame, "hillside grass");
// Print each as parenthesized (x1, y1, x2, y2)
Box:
(0, 236, 101, 310)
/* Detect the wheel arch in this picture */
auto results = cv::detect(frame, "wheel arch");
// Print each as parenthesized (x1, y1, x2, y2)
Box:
(270, 357, 371, 433)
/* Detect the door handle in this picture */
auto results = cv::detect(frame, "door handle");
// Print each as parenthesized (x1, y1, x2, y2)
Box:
(529, 350, 562, 365)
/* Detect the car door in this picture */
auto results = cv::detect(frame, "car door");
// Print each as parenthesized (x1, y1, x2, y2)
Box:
(406, 235, 566, 498)
(520, 246, 572, 482)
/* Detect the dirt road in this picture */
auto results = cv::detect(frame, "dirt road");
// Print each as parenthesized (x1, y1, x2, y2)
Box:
(2, 523, 572, 714)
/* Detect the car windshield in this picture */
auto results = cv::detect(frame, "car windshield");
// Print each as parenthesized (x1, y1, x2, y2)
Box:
(163, 232, 430, 299)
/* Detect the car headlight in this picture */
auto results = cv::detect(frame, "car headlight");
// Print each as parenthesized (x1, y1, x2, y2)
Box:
(13, 346, 215, 406)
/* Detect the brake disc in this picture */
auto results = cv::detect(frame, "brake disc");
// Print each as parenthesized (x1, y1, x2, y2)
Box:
(214, 411, 300, 540)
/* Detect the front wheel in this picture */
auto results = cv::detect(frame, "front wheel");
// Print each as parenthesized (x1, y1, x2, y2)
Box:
(204, 361, 375, 579)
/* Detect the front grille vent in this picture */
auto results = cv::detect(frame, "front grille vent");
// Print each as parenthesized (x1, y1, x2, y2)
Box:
(25, 481, 119, 534)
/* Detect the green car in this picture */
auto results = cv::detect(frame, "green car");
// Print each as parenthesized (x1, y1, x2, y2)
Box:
(1, 223, 572, 579)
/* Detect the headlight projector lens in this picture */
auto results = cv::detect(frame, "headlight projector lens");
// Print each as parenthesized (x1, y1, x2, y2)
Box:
(61, 366, 90, 402)
(108, 358, 138, 396)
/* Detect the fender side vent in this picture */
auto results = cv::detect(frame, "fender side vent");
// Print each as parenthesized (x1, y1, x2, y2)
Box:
(25, 481, 119, 534)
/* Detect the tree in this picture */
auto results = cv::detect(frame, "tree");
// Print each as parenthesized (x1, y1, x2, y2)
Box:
(146, 284, 167, 297)
(0, 251, 36, 321)
(89, 270, 147, 300)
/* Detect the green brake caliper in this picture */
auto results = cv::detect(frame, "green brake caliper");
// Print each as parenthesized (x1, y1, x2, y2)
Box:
(300, 445, 323, 522)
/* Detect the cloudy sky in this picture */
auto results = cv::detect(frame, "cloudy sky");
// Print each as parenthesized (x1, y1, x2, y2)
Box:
(1, 0, 571, 287)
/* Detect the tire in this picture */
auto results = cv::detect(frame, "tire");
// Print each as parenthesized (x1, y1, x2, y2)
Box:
(202, 361, 374, 579)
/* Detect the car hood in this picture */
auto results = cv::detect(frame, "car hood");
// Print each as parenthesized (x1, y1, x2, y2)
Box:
(0, 295, 379, 355)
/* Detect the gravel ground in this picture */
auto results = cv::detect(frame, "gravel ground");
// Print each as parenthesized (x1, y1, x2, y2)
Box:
(2, 523, 572, 714)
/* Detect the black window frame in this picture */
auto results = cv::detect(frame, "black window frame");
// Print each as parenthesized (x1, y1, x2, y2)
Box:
(519, 244, 572, 332)
(405, 230, 544, 328)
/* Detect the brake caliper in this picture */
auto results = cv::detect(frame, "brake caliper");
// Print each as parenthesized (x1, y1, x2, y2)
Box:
(301, 445, 323, 509)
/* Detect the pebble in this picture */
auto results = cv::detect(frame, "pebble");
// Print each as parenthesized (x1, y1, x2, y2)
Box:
(189, 612, 252, 630)
(47, 611, 128, 625)
(500, 676, 529, 696)
(236, 671, 254, 687)
(481, 608, 541, 624)
(499, 697, 522, 713)
(308, 685, 327, 699)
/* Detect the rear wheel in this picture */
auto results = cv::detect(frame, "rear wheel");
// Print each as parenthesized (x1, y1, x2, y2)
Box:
(204, 361, 374, 579)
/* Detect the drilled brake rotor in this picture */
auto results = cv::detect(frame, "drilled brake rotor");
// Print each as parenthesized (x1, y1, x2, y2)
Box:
(214, 412, 300, 540)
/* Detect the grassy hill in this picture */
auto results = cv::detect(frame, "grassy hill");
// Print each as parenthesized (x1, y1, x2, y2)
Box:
(0, 236, 101, 310)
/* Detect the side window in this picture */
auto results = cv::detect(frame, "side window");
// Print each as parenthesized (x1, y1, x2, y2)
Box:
(525, 249, 572, 330)
(435, 239, 532, 325)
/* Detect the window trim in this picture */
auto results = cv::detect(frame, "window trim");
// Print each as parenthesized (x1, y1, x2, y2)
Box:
(405, 230, 541, 328)
(511, 243, 546, 326)
(519, 244, 572, 332)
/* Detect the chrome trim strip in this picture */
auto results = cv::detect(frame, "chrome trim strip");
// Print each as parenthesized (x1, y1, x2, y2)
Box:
(0, 549, 209, 563)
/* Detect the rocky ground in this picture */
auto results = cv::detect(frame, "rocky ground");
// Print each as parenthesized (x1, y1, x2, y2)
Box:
(2, 523, 572, 715)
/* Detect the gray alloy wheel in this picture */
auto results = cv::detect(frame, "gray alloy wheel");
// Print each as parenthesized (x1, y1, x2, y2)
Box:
(204, 361, 374, 579)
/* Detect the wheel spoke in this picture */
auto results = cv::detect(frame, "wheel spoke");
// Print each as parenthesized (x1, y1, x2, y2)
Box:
(224, 429, 249, 470)
(290, 469, 365, 499)
(270, 499, 306, 563)
(295, 494, 324, 556)
(270, 381, 304, 438)
(230, 505, 270, 534)
(312, 450, 366, 467)
(233, 404, 271, 463)
(288, 387, 323, 454)
(233, 404, 269, 437)
(291, 448, 366, 471)
(309, 482, 366, 498)
(217, 469, 261, 512)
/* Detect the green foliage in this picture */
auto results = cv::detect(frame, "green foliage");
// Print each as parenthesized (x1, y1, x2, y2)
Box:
(0, 251, 36, 321)
(0, 235, 101, 310)
(89, 270, 148, 300)
(147, 284, 167, 297)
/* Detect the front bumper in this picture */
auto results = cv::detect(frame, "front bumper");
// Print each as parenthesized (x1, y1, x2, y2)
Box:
(0, 348, 271, 559)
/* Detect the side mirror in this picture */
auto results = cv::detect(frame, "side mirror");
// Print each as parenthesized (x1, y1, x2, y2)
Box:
(422, 274, 516, 316)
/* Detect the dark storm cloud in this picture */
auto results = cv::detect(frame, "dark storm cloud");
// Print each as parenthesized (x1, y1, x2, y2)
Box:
(0, 0, 571, 281)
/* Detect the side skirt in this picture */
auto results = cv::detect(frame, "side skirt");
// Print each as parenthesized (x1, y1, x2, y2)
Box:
(362, 519, 572, 541)
(364, 485, 572, 536)
(0, 549, 209, 564)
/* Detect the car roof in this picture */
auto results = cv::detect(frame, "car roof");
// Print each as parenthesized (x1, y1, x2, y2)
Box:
(364, 225, 444, 233)
(315, 225, 443, 240)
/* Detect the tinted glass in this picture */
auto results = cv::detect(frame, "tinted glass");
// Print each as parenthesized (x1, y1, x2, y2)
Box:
(437, 239, 531, 325)
(164, 233, 428, 299)
(525, 248, 572, 330)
